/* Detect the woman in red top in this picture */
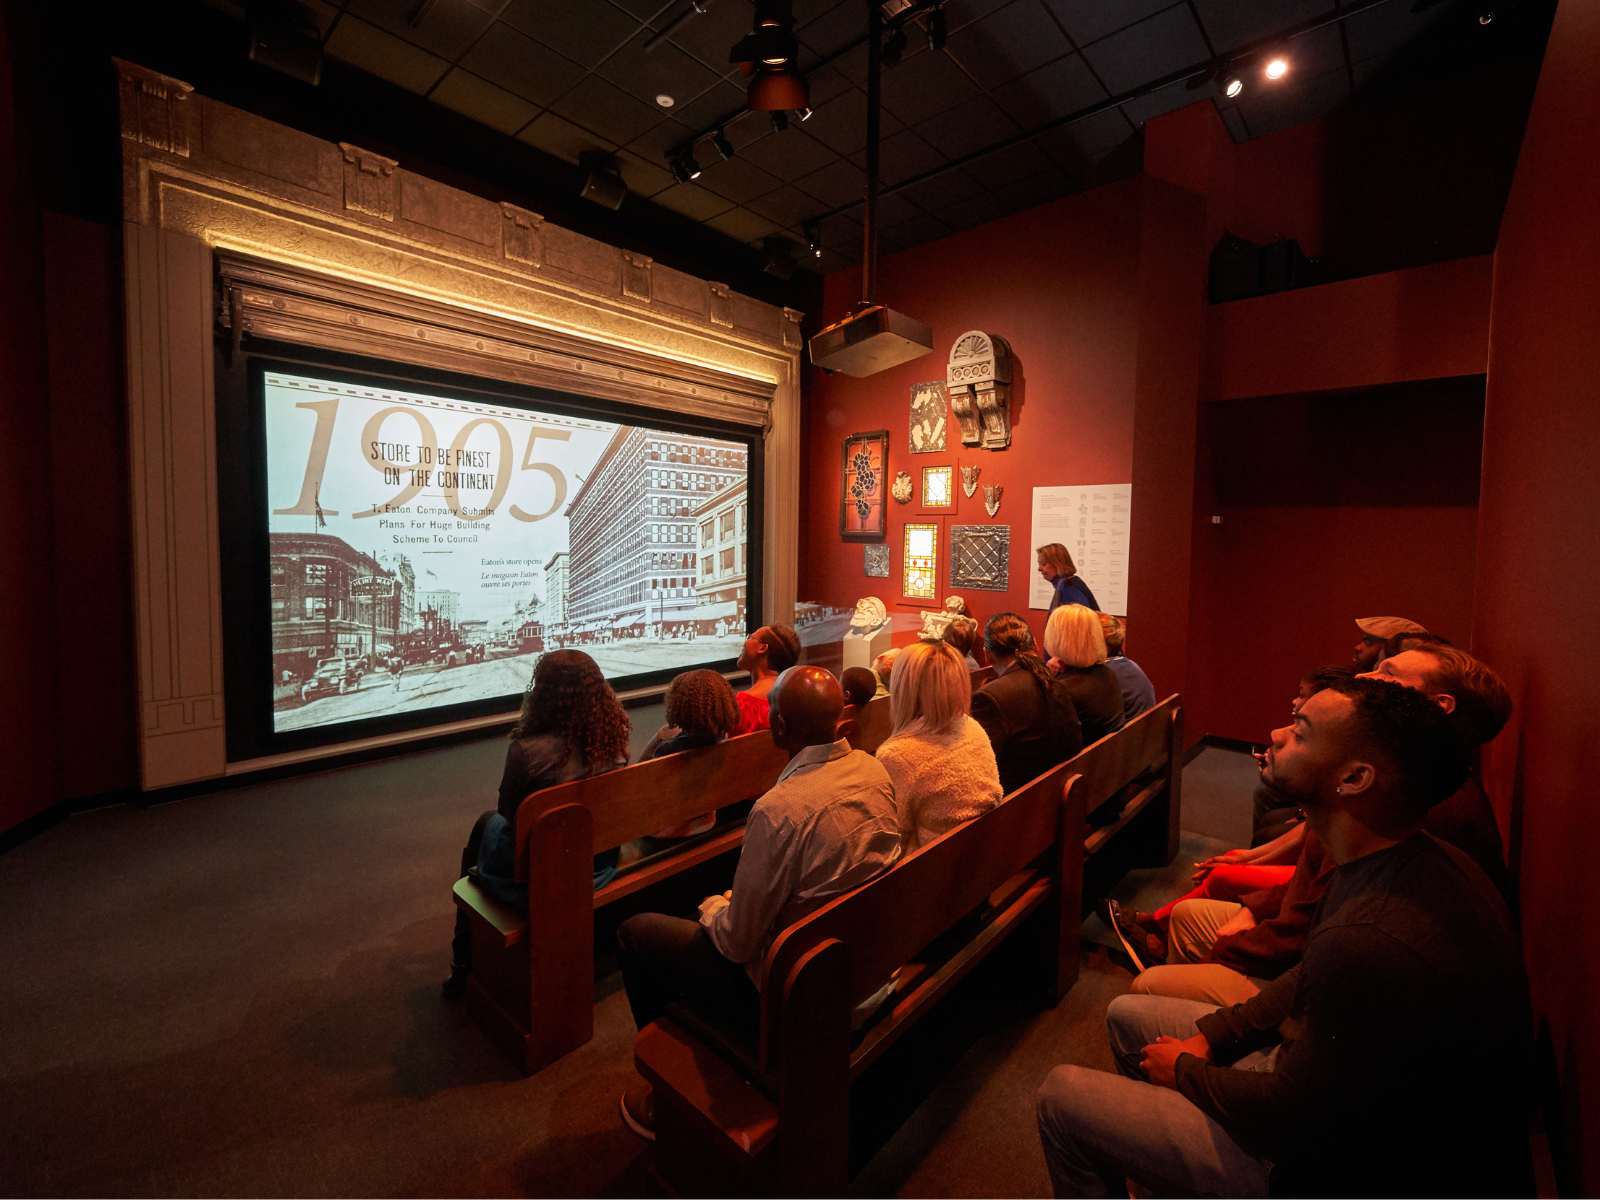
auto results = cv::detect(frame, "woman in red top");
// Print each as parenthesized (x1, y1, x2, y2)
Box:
(733, 623, 801, 734)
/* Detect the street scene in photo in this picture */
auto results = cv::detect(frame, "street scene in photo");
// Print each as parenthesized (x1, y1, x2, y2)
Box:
(265, 370, 752, 734)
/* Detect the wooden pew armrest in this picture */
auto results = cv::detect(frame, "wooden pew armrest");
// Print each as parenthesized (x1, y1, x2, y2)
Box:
(636, 1016, 780, 1163)
(452, 876, 527, 947)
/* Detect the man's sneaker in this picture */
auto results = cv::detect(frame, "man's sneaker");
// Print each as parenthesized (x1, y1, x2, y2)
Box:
(620, 1084, 656, 1140)
(1097, 898, 1150, 974)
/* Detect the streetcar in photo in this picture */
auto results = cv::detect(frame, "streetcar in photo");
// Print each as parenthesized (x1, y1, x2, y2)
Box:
(518, 620, 546, 653)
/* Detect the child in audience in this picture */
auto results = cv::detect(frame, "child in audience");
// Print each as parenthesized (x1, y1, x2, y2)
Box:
(1043, 604, 1126, 743)
(877, 639, 1002, 850)
(444, 650, 630, 996)
(839, 666, 878, 710)
(639, 669, 743, 841)
(733, 623, 801, 733)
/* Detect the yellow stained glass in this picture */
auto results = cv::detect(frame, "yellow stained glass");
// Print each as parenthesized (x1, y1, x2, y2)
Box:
(903, 522, 937, 599)
(922, 465, 953, 507)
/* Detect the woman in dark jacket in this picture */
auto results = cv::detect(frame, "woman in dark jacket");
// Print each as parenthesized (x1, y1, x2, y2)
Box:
(1043, 603, 1126, 745)
(1036, 542, 1099, 612)
(445, 649, 630, 995)
(969, 613, 1084, 795)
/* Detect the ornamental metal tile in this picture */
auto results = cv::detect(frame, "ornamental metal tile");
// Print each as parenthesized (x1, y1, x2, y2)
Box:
(863, 543, 890, 577)
(949, 524, 1010, 592)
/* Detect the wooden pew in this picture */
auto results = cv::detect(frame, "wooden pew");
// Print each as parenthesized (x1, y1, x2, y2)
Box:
(634, 694, 1183, 1197)
(453, 729, 790, 1075)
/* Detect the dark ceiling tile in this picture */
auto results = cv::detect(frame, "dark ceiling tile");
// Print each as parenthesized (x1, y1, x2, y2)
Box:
(827, 40, 873, 86)
(1119, 85, 1211, 129)
(501, 0, 642, 69)
(429, 69, 539, 134)
(613, 148, 677, 197)
(551, 75, 667, 145)
(1032, 107, 1137, 166)
(705, 206, 783, 244)
(458, 22, 585, 106)
(1342, 0, 1450, 64)
(737, 128, 840, 182)
(944, 0, 1014, 35)
(1233, 64, 1351, 139)
(914, 95, 1019, 161)
(800, 64, 858, 111)
(875, 192, 922, 226)
(935, 189, 1010, 232)
(1041, 0, 1178, 49)
(658, 0, 754, 76)
(301, 0, 341, 39)
(812, 246, 854, 274)
(943, 1, 1074, 89)
(969, 138, 1054, 187)
(746, 185, 830, 228)
(880, 49, 981, 126)
(325, 17, 451, 94)
(1079, 4, 1211, 95)
(876, 129, 948, 184)
(992, 167, 1079, 212)
(696, 155, 784, 204)
(797, 0, 869, 60)
(896, 166, 986, 211)
(1350, 51, 1396, 95)
(668, 78, 748, 133)
(344, 0, 496, 61)
(804, 88, 904, 157)
(607, 0, 663, 16)
(516, 111, 617, 163)
(1265, 24, 1345, 82)
(881, 211, 955, 251)
(651, 182, 738, 221)
(1190, 0, 1325, 53)
(794, 157, 866, 207)
(623, 116, 698, 160)
(991, 53, 1109, 128)
(596, 28, 723, 112)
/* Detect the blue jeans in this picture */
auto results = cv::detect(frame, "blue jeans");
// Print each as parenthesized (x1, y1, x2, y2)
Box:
(1036, 995, 1275, 1198)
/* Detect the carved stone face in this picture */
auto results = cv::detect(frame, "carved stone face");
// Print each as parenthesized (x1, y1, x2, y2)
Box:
(850, 596, 888, 630)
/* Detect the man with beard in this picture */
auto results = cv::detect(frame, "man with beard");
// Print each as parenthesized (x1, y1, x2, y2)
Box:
(1037, 678, 1529, 1197)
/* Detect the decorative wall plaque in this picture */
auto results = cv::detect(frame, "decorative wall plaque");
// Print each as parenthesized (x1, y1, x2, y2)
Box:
(961, 464, 980, 497)
(903, 523, 939, 601)
(909, 380, 948, 453)
(946, 330, 1013, 450)
(891, 471, 913, 503)
(840, 430, 888, 541)
(339, 143, 399, 221)
(863, 543, 890, 577)
(984, 484, 1004, 516)
(949, 525, 1010, 592)
(499, 202, 544, 267)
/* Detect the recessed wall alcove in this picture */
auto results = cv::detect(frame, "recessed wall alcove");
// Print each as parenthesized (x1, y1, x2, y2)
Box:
(115, 58, 803, 791)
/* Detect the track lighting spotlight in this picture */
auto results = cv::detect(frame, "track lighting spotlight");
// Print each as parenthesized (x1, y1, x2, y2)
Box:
(1222, 73, 1244, 98)
(712, 128, 735, 161)
(797, 106, 813, 121)
(1478, 9, 1495, 23)
(669, 147, 702, 184)
(1263, 50, 1290, 81)
(771, 109, 789, 132)
(881, 27, 907, 67)
(732, 0, 809, 112)
(803, 223, 822, 259)
(927, 7, 947, 51)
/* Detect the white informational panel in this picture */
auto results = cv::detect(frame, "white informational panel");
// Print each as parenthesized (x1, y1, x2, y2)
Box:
(1029, 484, 1133, 615)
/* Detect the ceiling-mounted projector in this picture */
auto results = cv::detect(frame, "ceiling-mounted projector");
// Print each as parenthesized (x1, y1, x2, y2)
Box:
(808, 304, 932, 376)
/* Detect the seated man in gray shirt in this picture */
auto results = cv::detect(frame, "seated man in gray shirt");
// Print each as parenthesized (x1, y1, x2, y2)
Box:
(616, 664, 901, 1139)
(1037, 677, 1530, 1198)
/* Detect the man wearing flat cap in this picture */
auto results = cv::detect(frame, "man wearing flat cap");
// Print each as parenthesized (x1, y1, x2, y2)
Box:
(1352, 615, 1427, 671)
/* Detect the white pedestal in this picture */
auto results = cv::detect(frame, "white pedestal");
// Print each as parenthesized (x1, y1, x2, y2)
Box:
(842, 626, 892, 672)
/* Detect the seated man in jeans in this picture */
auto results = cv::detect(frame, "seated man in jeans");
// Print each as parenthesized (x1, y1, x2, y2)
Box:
(615, 664, 901, 1139)
(1037, 678, 1530, 1197)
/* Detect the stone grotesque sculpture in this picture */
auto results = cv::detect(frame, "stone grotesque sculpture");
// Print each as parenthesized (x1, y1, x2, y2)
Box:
(849, 596, 889, 633)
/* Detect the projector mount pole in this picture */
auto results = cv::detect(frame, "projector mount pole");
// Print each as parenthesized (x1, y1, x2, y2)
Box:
(860, 0, 881, 312)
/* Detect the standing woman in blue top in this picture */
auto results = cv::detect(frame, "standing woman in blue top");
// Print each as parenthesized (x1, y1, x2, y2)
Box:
(1037, 543, 1099, 612)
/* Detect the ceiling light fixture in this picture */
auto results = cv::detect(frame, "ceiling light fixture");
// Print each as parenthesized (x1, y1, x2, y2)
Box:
(881, 27, 908, 67)
(771, 109, 790, 132)
(804, 223, 822, 258)
(655, 93, 675, 107)
(732, 0, 809, 112)
(712, 128, 735, 160)
(926, 7, 947, 51)
(797, 106, 813, 121)
(1478, 9, 1495, 23)
(1223, 72, 1244, 98)
(668, 147, 702, 184)
(1263, 50, 1290, 81)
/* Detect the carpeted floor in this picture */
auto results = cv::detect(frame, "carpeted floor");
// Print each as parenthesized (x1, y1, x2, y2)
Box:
(0, 734, 1258, 1198)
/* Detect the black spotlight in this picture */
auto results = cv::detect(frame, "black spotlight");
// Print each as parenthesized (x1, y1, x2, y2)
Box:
(1220, 70, 1244, 98)
(669, 146, 702, 184)
(881, 26, 908, 66)
(797, 106, 813, 121)
(712, 128, 735, 161)
(771, 109, 789, 132)
(803, 223, 822, 259)
(1478, 9, 1495, 23)
(926, 7, 947, 51)
(578, 153, 627, 210)
(759, 237, 797, 279)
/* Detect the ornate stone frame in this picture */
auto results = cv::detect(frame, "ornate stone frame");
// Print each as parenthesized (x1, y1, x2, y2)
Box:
(116, 59, 803, 789)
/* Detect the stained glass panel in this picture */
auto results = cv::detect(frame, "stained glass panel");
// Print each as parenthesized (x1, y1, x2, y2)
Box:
(903, 522, 938, 600)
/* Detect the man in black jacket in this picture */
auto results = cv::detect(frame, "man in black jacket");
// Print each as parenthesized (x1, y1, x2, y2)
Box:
(1037, 677, 1530, 1197)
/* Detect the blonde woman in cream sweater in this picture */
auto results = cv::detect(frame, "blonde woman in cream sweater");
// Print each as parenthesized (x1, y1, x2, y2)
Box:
(876, 639, 1004, 851)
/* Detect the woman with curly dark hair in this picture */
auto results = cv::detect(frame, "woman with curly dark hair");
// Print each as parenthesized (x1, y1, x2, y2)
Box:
(445, 650, 630, 996)
(732, 623, 801, 734)
(639, 668, 743, 841)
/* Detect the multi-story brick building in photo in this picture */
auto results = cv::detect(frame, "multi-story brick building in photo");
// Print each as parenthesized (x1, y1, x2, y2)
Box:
(693, 479, 749, 631)
(543, 551, 569, 626)
(566, 426, 746, 632)
(269, 533, 401, 678)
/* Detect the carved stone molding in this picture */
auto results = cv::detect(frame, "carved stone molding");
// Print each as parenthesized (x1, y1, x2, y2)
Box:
(114, 58, 193, 157)
(622, 252, 653, 302)
(708, 282, 733, 328)
(216, 253, 778, 428)
(500, 202, 543, 268)
(782, 307, 804, 350)
(339, 143, 398, 221)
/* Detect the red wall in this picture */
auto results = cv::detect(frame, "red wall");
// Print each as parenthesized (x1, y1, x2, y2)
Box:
(802, 177, 1144, 651)
(1473, 0, 1600, 1190)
